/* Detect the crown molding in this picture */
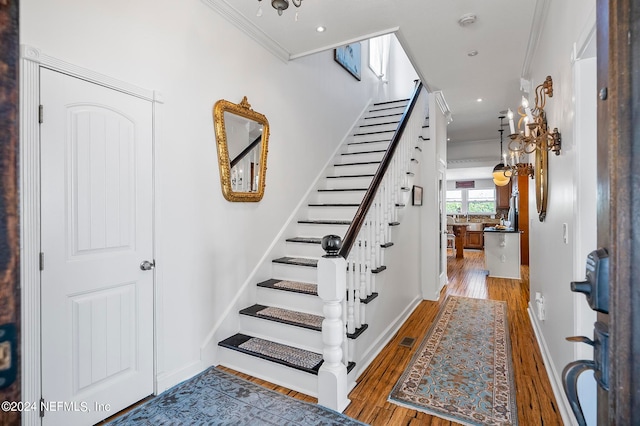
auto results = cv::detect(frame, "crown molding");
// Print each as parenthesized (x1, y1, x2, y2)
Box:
(448, 157, 497, 165)
(521, 0, 551, 80)
(201, 0, 290, 63)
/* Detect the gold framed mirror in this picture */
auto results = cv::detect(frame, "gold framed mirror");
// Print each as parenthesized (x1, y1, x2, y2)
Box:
(213, 97, 269, 202)
(534, 146, 548, 221)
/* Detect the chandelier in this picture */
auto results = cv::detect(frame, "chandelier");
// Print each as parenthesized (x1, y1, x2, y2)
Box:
(507, 75, 562, 156)
(257, 0, 302, 16)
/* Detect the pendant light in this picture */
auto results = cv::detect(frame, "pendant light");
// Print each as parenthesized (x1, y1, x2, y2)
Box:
(492, 116, 511, 187)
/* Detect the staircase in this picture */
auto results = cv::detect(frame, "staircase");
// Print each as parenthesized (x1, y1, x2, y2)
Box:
(217, 96, 424, 397)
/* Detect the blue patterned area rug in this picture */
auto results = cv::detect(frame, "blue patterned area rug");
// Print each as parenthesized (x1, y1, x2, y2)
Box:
(389, 296, 518, 426)
(108, 367, 365, 425)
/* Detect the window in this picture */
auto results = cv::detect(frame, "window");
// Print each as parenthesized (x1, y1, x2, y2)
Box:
(446, 188, 496, 214)
(369, 34, 391, 79)
(446, 190, 462, 214)
(467, 189, 496, 213)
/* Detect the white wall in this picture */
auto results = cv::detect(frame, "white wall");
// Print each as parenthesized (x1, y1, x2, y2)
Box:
(383, 35, 419, 102)
(21, 0, 392, 390)
(420, 94, 448, 300)
(526, 1, 597, 423)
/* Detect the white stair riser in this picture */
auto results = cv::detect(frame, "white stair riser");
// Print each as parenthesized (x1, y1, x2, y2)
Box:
(218, 347, 318, 397)
(296, 223, 349, 237)
(352, 131, 395, 144)
(368, 104, 407, 114)
(356, 122, 398, 134)
(284, 241, 325, 258)
(331, 163, 380, 176)
(272, 262, 319, 283)
(306, 205, 359, 220)
(336, 151, 386, 164)
(361, 115, 403, 126)
(346, 140, 390, 154)
(239, 316, 323, 351)
(322, 176, 374, 190)
(256, 286, 323, 312)
(310, 190, 366, 204)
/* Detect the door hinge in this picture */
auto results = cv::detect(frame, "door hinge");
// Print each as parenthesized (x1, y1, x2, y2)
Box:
(39, 252, 44, 271)
(39, 397, 45, 418)
(39, 105, 44, 124)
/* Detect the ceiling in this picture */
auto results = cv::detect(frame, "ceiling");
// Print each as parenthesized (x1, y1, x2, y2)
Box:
(205, 0, 544, 160)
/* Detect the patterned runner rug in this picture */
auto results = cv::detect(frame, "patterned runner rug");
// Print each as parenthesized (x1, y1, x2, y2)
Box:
(107, 367, 365, 425)
(389, 296, 518, 426)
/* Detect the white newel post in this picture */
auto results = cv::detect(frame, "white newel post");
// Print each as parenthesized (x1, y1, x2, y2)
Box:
(317, 235, 350, 412)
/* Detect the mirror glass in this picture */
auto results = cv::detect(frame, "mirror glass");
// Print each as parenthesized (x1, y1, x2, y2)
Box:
(535, 146, 548, 221)
(213, 97, 269, 202)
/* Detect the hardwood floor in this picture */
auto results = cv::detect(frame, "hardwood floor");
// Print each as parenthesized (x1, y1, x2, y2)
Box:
(227, 249, 563, 425)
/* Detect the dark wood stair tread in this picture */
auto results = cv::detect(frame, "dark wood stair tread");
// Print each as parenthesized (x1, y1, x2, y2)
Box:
(372, 98, 409, 106)
(286, 237, 394, 249)
(317, 188, 368, 192)
(341, 149, 387, 155)
(219, 333, 356, 375)
(353, 130, 395, 136)
(273, 257, 318, 268)
(219, 333, 322, 374)
(347, 139, 391, 145)
(308, 203, 360, 207)
(256, 279, 381, 308)
(298, 219, 352, 225)
(240, 304, 322, 331)
(257, 279, 318, 295)
(286, 237, 322, 244)
(239, 304, 369, 339)
(326, 174, 375, 179)
(334, 161, 381, 167)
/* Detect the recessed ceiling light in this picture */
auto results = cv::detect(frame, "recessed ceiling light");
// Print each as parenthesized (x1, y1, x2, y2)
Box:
(447, 138, 451, 141)
(316, 26, 326, 33)
(477, 98, 483, 102)
(467, 50, 478, 57)
(458, 13, 477, 27)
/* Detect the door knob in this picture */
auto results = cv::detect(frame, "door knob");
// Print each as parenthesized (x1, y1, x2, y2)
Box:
(140, 260, 155, 271)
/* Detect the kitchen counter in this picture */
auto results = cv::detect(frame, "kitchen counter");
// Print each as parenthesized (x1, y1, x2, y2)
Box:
(483, 227, 521, 233)
(483, 230, 521, 279)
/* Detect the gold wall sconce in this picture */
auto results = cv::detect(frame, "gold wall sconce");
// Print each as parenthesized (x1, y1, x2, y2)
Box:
(507, 75, 562, 157)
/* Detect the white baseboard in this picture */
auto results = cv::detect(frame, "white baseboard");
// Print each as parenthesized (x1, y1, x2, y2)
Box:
(528, 304, 576, 426)
(354, 295, 422, 379)
(155, 360, 206, 394)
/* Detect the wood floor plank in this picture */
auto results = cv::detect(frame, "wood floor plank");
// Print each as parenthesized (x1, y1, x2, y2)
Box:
(222, 250, 563, 425)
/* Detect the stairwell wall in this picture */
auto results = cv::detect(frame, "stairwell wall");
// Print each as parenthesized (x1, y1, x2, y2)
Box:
(22, 0, 383, 392)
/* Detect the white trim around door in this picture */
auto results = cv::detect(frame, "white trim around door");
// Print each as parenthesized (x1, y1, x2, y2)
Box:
(19, 45, 163, 426)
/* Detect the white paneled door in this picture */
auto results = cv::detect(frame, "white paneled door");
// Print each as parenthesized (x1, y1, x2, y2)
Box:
(40, 69, 154, 426)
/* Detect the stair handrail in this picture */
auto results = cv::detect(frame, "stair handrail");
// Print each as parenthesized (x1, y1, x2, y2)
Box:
(338, 81, 424, 259)
(230, 134, 262, 168)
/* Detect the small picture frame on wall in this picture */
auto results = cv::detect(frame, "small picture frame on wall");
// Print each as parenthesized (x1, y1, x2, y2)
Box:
(334, 43, 361, 81)
(412, 185, 423, 206)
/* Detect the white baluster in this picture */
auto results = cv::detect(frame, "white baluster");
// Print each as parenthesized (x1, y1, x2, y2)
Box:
(342, 297, 349, 365)
(354, 239, 363, 329)
(346, 254, 355, 335)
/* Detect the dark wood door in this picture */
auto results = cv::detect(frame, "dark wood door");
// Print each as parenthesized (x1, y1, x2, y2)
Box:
(0, 2, 21, 425)
(596, 0, 639, 423)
